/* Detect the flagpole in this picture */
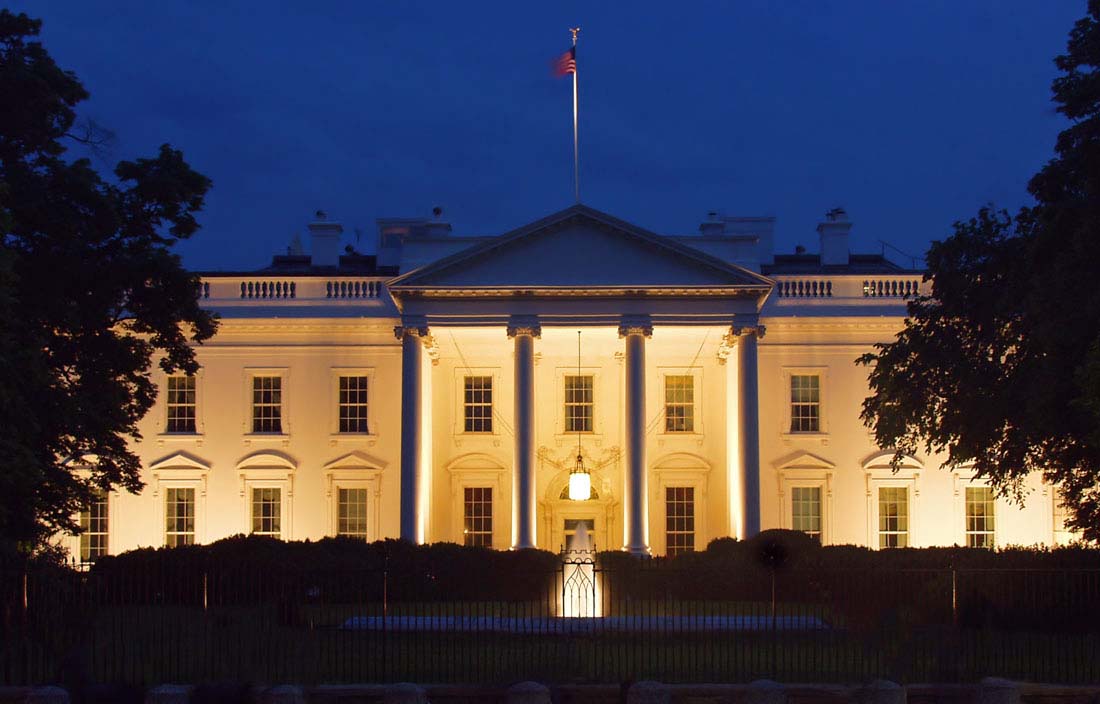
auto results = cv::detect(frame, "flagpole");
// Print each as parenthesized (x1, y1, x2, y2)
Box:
(571, 27, 580, 203)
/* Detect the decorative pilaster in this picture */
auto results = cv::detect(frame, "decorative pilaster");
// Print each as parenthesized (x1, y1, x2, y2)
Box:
(396, 322, 429, 543)
(620, 317, 652, 555)
(508, 318, 540, 549)
(736, 323, 764, 538)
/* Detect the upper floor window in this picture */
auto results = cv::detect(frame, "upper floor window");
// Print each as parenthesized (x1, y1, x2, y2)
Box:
(338, 376, 369, 433)
(791, 486, 822, 542)
(789, 374, 821, 433)
(166, 376, 196, 433)
(878, 487, 909, 548)
(337, 487, 369, 539)
(965, 486, 995, 548)
(252, 376, 283, 434)
(463, 487, 493, 547)
(664, 375, 695, 433)
(463, 376, 493, 433)
(564, 375, 593, 433)
(665, 486, 695, 556)
(79, 491, 109, 563)
(165, 487, 195, 547)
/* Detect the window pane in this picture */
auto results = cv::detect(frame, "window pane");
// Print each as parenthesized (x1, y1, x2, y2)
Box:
(251, 487, 281, 537)
(463, 487, 493, 547)
(565, 375, 594, 433)
(338, 376, 370, 433)
(252, 376, 282, 433)
(463, 376, 493, 433)
(965, 486, 995, 548)
(791, 486, 822, 542)
(878, 487, 909, 549)
(166, 375, 197, 433)
(789, 374, 821, 433)
(665, 375, 695, 433)
(338, 487, 370, 539)
(165, 487, 196, 547)
(79, 491, 109, 563)
(665, 486, 695, 556)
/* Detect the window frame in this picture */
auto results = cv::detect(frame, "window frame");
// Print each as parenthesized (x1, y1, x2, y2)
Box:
(777, 453, 835, 544)
(329, 367, 377, 442)
(237, 452, 296, 538)
(664, 486, 696, 556)
(790, 485, 824, 543)
(243, 368, 290, 441)
(563, 373, 595, 434)
(324, 453, 383, 541)
(78, 490, 110, 564)
(781, 367, 828, 438)
(156, 368, 205, 442)
(864, 454, 921, 549)
(877, 486, 910, 549)
(446, 454, 506, 549)
(462, 486, 494, 547)
(651, 454, 710, 556)
(659, 368, 703, 436)
(149, 452, 210, 547)
(164, 486, 198, 547)
(964, 485, 996, 548)
(462, 374, 495, 434)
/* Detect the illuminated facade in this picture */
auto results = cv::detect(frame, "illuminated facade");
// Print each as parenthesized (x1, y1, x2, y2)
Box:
(70, 204, 1074, 561)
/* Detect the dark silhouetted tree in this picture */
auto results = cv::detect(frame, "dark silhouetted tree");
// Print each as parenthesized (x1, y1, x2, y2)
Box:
(0, 10, 217, 551)
(860, 2, 1100, 541)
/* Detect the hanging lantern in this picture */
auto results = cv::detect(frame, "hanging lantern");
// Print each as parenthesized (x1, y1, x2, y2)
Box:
(568, 451, 591, 501)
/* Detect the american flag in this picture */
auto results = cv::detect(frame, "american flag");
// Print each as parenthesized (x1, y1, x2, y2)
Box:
(553, 46, 576, 76)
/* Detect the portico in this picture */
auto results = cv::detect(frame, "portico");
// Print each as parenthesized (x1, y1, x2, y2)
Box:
(387, 205, 771, 552)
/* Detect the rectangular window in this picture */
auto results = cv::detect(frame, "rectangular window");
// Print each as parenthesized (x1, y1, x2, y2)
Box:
(251, 376, 282, 433)
(463, 376, 493, 433)
(878, 487, 909, 548)
(166, 375, 197, 433)
(664, 375, 695, 433)
(665, 486, 695, 556)
(251, 487, 282, 537)
(789, 374, 821, 433)
(337, 487, 369, 539)
(338, 376, 369, 433)
(564, 375, 593, 433)
(965, 486, 995, 548)
(165, 488, 195, 547)
(791, 486, 822, 542)
(79, 492, 109, 563)
(463, 487, 493, 547)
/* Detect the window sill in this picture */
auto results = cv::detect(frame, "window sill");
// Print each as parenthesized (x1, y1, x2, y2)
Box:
(328, 433, 378, 446)
(156, 433, 204, 446)
(656, 432, 704, 447)
(243, 433, 290, 447)
(780, 432, 829, 445)
(454, 433, 501, 448)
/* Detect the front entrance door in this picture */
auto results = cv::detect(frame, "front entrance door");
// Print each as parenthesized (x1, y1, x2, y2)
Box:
(564, 518, 595, 551)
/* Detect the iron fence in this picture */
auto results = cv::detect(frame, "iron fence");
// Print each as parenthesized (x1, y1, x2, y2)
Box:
(2, 561, 1099, 686)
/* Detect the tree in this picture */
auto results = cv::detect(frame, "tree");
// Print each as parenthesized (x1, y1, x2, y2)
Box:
(0, 11, 217, 551)
(859, 1, 1100, 541)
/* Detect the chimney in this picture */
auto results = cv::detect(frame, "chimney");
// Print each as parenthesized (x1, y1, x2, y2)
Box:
(308, 210, 343, 268)
(698, 211, 724, 236)
(817, 207, 851, 267)
(423, 205, 452, 237)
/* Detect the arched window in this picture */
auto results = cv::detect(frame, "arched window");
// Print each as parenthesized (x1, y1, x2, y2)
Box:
(559, 484, 599, 500)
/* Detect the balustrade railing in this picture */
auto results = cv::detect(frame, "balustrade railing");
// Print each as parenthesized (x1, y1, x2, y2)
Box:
(199, 276, 388, 304)
(771, 275, 925, 302)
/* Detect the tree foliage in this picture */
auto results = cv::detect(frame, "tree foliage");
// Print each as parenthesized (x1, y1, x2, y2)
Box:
(860, 2, 1100, 541)
(0, 11, 216, 549)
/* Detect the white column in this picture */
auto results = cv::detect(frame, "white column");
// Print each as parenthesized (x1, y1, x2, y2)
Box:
(396, 323, 427, 543)
(737, 324, 764, 537)
(508, 321, 540, 549)
(621, 320, 652, 555)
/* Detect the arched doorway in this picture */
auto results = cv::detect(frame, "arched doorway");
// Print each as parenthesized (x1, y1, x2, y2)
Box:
(539, 447, 619, 553)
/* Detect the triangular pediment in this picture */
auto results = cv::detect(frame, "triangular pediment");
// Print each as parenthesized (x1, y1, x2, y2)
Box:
(775, 451, 836, 471)
(149, 451, 211, 472)
(389, 205, 772, 292)
(323, 451, 387, 472)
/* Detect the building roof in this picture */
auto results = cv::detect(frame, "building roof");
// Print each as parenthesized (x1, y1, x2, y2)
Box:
(763, 253, 922, 276)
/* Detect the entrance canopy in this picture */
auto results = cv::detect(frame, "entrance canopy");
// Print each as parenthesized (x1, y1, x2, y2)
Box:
(387, 204, 773, 327)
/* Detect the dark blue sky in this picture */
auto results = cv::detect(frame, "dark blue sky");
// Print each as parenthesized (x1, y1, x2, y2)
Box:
(13, 1, 1083, 271)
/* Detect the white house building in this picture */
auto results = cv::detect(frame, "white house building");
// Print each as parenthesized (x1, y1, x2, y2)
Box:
(72, 204, 1075, 562)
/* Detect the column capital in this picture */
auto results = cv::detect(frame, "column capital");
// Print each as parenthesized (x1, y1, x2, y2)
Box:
(506, 316, 541, 339)
(394, 317, 429, 340)
(731, 324, 766, 339)
(618, 316, 653, 338)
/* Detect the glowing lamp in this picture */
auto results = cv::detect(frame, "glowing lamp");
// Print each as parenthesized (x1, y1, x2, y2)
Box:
(568, 452, 591, 501)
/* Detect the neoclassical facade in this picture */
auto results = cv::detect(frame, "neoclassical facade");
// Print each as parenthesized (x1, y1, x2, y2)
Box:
(69, 205, 1074, 562)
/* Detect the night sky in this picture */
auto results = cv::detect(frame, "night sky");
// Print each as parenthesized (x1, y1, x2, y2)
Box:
(10, 1, 1083, 272)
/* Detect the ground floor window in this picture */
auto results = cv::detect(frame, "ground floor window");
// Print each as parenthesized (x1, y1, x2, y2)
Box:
(665, 486, 695, 556)
(165, 487, 195, 547)
(80, 491, 109, 563)
(463, 487, 493, 547)
(251, 487, 282, 538)
(791, 486, 822, 542)
(337, 487, 369, 539)
(965, 486, 995, 548)
(878, 487, 909, 548)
